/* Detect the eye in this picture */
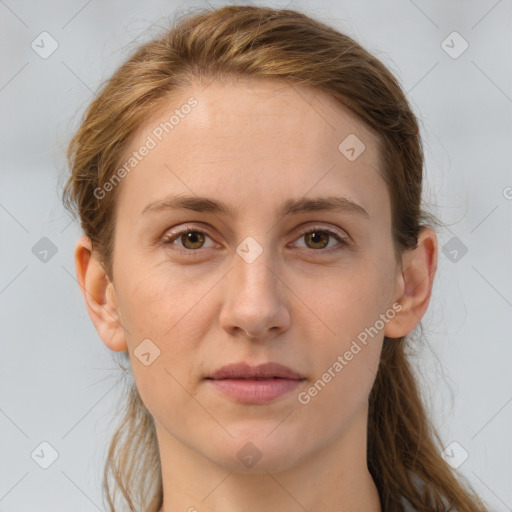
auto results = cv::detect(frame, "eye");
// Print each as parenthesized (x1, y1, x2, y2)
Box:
(162, 226, 216, 251)
(293, 225, 349, 252)
(161, 224, 349, 255)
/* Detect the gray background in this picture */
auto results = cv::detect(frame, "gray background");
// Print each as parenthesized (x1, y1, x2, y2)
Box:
(1, 0, 511, 510)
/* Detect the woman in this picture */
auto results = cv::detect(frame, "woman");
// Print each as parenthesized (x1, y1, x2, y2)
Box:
(62, 5, 489, 512)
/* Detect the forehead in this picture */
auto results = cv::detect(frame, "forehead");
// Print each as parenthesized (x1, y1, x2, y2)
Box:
(115, 78, 387, 223)
(139, 77, 380, 156)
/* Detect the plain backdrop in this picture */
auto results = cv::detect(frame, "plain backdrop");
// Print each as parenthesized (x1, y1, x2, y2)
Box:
(1, 0, 511, 510)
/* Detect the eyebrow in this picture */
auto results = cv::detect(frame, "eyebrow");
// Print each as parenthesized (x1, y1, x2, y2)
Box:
(141, 194, 369, 219)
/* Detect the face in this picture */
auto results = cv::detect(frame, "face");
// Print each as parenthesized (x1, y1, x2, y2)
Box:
(108, 78, 402, 473)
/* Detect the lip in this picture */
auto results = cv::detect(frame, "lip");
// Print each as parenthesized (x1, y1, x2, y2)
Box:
(208, 362, 304, 380)
(205, 362, 306, 404)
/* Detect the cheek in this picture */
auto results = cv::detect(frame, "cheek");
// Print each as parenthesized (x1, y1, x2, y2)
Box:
(115, 267, 211, 429)
(302, 257, 394, 394)
(310, 261, 392, 340)
(115, 256, 211, 340)
(296, 276, 385, 429)
(114, 260, 218, 387)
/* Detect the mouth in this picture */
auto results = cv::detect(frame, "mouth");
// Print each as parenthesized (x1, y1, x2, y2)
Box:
(207, 361, 305, 380)
(209, 376, 296, 380)
(205, 362, 306, 403)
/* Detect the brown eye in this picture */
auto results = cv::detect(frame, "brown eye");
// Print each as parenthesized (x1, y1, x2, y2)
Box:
(180, 231, 206, 249)
(162, 227, 215, 252)
(303, 231, 330, 249)
(293, 226, 349, 253)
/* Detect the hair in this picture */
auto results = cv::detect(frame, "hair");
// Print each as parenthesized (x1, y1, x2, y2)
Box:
(62, 5, 489, 512)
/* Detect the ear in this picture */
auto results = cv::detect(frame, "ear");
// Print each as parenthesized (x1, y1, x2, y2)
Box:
(384, 227, 438, 338)
(74, 235, 127, 352)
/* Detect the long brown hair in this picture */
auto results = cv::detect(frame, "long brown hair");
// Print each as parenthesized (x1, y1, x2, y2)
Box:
(62, 5, 489, 511)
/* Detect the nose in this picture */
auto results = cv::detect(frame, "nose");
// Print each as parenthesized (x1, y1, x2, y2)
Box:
(218, 244, 291, 341)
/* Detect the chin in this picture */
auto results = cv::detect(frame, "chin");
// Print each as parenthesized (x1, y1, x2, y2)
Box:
(204, 430, 309, 474)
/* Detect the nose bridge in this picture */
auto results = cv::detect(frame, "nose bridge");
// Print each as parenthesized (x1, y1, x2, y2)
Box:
(232, 235, 279, 299)
(219, 234, 289, 338)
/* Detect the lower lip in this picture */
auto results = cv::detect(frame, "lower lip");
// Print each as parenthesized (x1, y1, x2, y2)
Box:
(207, 378, 304, 403)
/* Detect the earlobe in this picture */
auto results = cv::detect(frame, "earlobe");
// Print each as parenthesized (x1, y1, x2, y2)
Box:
(384, 227, 438, 339)
(74, 235, 128, 352)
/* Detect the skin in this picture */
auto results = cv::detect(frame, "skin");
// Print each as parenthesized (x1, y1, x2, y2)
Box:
(75, 78, 437, 512)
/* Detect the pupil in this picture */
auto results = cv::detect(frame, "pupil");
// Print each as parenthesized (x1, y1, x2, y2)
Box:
(308, 231, 328, 248)
(184, 231, 204, 248)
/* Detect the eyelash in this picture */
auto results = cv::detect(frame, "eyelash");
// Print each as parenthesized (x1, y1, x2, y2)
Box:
(161, 224, 349, 256)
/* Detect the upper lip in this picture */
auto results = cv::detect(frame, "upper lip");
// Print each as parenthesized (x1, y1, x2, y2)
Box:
(207, 362, 305, 380)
